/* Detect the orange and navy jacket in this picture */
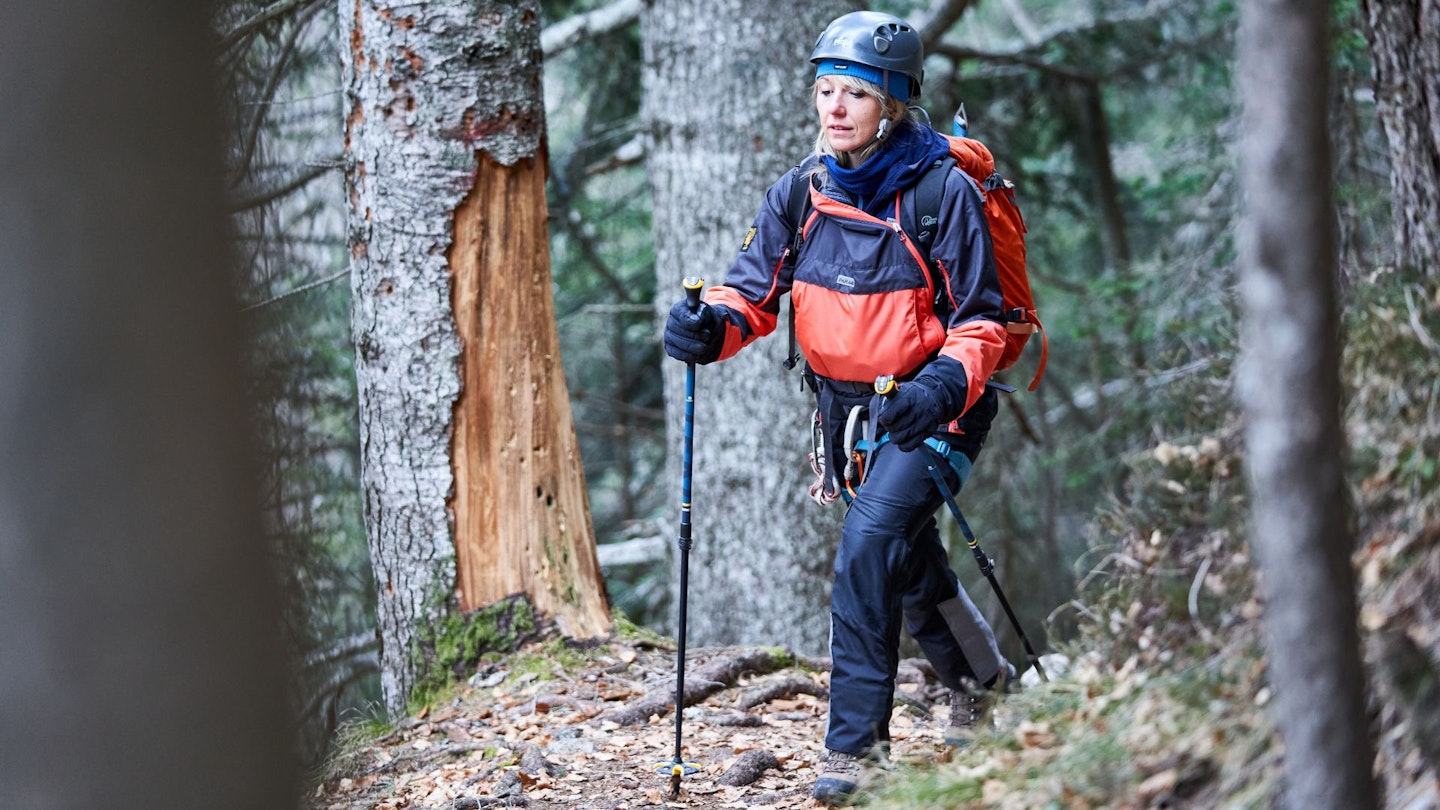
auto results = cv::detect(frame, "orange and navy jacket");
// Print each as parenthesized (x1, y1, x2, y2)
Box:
(704, 160, 1008, 420)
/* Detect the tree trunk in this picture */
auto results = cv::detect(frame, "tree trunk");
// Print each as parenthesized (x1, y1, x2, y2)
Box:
(642, 0, 855, 655)
(0, 2, 293, 806)
(343, 0, 608, 716)
(1359, 0, 1440, 272)
(1237, 1, 1379, 808)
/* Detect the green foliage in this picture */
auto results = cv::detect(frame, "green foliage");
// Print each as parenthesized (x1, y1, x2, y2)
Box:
(870, 650, 1278, 808)
(1344, 268, 1440, 518)
(316, 712, 393, 783)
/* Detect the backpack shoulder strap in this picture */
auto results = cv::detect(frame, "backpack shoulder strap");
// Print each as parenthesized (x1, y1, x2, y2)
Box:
(900, 156, 956, 316)
(902, 155, 955, 254)
(785, 156, 820, 245)
(783, 157, 820, 372)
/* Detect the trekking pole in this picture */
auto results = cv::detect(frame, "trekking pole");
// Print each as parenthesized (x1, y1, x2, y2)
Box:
(655, 277, 704, 797)
(874, 376, 1048, 682)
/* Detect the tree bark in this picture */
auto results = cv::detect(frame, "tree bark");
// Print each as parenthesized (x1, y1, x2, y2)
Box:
(642, 0, 856, 656)
(1237, 1, 1379, 808)
(0, 2, 293, 806)
(343, 0, 608, 716)
(1359, 0, 1440, 273)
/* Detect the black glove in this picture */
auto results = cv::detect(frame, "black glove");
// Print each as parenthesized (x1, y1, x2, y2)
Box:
(878, 357, 969, 451)
(663, 298, 727, 364)
(878, 378, 948, 451)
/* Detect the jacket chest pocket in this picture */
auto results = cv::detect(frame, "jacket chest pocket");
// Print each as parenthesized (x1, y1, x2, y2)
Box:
(795, 217, 930, 295)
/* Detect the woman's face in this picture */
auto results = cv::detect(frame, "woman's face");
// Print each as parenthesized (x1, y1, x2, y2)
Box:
(815, 77, 883, 155)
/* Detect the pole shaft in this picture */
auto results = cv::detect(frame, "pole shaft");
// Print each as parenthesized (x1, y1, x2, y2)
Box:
(672, 361, 695, 763)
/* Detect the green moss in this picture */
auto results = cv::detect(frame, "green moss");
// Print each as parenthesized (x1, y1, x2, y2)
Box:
(611, 608, 669, 647)
(508, 638, 588, 681)
(407, 595, 539, 712)
(761, 646, 794, 668)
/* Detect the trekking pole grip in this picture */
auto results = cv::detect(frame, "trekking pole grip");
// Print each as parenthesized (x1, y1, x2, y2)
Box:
(874, 375, 897, 397)
(683, 276, 704, 312)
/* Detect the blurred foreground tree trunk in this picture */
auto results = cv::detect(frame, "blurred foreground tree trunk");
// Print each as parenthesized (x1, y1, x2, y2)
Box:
(642, 0, 854, 654)
(1359, 0, 1440, 272)
(343, 0, 608, 716)
(0, 2, 294, 806)
(1237, 1, 1379, 808)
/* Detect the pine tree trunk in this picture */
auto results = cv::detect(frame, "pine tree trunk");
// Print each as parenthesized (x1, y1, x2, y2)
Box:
(1237, 1, 1379, 807)
(0, 2, 292, 805)
(343, 0, 608, 715)
(1360, 0, 1440, 272)
(642, 0, 855, 655)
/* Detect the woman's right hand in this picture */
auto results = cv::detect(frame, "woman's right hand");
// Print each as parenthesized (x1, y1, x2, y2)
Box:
(663, 298, 726, 364)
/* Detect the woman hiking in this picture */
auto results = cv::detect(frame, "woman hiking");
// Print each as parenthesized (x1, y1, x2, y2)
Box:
(661, 10, 1016, 805)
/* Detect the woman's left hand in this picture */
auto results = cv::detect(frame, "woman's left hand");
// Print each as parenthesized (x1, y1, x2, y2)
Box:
(878, 380, 946, 451)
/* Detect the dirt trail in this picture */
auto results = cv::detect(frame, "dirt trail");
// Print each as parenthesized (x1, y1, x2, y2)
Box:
(311, 639, 957, 810)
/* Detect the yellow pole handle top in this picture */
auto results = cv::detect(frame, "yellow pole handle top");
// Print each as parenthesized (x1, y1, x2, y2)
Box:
(874, 375, 897, 397)
(682, 277, 704, 309)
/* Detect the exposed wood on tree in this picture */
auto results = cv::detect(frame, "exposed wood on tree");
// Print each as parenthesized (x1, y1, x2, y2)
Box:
(1237, 0, 1379, 807)
(449, 151, 608, 626)
(343, 0, 608, 715)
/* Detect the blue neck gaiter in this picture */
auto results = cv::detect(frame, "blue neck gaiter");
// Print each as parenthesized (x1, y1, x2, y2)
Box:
(821, 121, 952, 211)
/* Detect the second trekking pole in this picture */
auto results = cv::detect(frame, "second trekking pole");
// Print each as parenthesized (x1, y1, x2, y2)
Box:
(656, 277, 704, 797)
(874, 375, 1049, 682)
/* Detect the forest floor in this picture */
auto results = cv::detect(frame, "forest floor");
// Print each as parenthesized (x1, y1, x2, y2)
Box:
(306, 497, 1440, 810)
(309, 633, 976, 810)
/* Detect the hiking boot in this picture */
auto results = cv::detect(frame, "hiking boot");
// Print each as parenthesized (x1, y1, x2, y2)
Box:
(943, 686, 993, 746)
(811, 749, 866, 806)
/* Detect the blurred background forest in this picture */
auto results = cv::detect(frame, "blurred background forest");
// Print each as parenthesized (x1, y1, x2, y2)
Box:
(214, 0, 1437, 798)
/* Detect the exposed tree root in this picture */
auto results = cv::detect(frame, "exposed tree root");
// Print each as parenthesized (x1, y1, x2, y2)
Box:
(605, 647, 797, 726)
(716, 749, 782, 787)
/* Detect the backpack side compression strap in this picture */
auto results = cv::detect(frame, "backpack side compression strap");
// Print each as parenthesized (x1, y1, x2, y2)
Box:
(783, 160, 817, 372)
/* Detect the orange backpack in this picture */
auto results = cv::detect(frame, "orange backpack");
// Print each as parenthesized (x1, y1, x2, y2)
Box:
(783, 131, 1047, 391)
(908, 134, 1046, 390)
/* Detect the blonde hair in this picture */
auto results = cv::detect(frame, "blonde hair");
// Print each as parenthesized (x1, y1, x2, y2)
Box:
(810, 74, 914, 170)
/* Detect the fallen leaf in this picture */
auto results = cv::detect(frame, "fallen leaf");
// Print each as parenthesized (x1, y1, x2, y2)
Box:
(1138, 768, 1178, 800)
(1015, 721, 1057, 748)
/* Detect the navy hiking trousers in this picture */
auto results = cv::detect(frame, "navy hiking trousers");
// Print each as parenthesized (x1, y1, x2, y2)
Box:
(825, 435, 1011, 756)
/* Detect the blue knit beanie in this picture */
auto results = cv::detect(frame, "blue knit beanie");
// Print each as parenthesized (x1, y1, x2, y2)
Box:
(814, 58, 910, 102)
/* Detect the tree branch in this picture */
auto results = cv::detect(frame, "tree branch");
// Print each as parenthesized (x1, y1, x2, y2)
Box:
(292, 654, 380, 731)
(216, 0, 320, 54)
(302, 632, 380, 671)
(910, 0, 977, 52)
(929, 0, 1184, 83)
(228, 158, 341, 213)
(541, 0, 642, 57)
